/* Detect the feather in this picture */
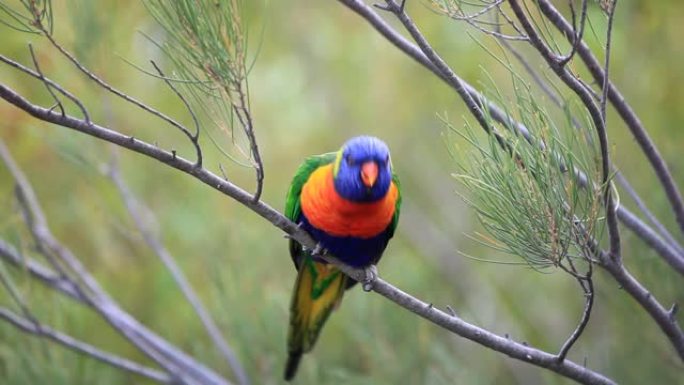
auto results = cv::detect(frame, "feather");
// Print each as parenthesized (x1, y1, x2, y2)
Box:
(283, 136, 401, 380)
(285, 257, 346, 380)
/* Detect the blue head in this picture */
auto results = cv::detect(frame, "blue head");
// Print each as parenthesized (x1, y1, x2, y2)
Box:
(333, 136, 392, 202)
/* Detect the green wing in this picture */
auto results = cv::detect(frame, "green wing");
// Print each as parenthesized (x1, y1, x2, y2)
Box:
(285, 152, 402, 268)
(388, 173, 402, 238)
(285, 152, 337, 268)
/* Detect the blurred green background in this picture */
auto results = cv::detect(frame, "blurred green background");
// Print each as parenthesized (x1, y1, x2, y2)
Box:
(1, 0, 683, 384)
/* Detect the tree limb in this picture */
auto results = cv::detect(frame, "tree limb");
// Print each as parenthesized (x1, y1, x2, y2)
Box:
(0, 139, 232, 385)
(536, 0, 684, 236)
(335, 0, 684, 274)
(0, 78, 616, 385)
(337, 0, 683, 359)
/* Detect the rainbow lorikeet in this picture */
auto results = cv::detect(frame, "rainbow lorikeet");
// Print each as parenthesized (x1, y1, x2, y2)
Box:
(283, 136, 401, 380)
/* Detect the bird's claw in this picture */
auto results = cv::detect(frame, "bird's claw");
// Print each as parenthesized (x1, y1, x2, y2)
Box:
(362, 265, 378, 292)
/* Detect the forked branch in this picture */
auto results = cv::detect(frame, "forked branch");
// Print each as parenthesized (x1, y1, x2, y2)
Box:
(0, 74, 614, 385)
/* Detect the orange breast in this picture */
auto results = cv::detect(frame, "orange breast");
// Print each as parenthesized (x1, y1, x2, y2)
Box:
(300, 164, 398, 238)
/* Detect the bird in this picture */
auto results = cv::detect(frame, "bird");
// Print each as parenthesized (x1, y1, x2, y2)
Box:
(283, 136, 401, 381)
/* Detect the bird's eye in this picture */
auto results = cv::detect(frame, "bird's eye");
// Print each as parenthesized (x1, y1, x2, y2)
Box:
(346, 155, 354, 166)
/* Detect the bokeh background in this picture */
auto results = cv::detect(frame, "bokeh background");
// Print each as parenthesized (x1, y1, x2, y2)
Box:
(1, 0, 683, 384)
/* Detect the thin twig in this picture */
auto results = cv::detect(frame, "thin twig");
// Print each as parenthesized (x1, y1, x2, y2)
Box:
(336, 0, 684, 275)
(28, 43, 64, 116)
(230, 82, 263, 202)
(0, 81, 615, 385)
(26, 13, 199, 160)
(557, 0, 588, 66)
(599, 0, 621, 261)
(0, 52, 89, 123)
(150, 61, 203, 168)
(436, 0, 528, 41)
(557, 258, 594, 362)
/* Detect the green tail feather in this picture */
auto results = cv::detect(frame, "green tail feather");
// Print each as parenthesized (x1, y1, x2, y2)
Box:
(285, 257, 346, 380)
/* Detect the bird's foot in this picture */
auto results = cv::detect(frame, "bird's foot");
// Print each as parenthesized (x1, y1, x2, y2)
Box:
(362, 264, 378, 292)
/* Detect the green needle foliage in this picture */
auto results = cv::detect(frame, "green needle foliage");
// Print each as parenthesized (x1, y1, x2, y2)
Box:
(0, 0, 53, 34)
(143, 0, 254, 160)
(447, 75, 605, 272)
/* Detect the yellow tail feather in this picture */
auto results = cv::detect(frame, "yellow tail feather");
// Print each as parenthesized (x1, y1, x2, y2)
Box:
(285, 258, 346, 380)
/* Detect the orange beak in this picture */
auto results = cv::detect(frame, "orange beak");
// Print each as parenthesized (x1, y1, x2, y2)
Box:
(361, 161, 378, 188)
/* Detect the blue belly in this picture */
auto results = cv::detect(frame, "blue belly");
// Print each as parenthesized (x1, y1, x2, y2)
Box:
(299, 214, 391, 268)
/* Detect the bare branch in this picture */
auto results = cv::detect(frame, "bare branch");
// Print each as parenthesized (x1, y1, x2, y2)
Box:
(557, 258, 594, 362)
(150, 61, 203, 168)
(507, 0, 622, 262)
(28, 43, 64, 116)
(557, 0, 588, 66)
(335, 0, 683, 358)
(536, 0, 684, 236)
(0, 307, 173, 384)
(0, 67, 615, 385)
(615, 172, 684, 256)
(0, 139, 232, 385)
(355, 274, 613, 385)
(231, 84, 264, 202)
(336, 0, 684, 275)
(378, 0, 496, 137)
(599, 251, 684, 359)
(0, 52, 89, 124)
(615, 208, 684, 275)
(107, 154, 249, 385)
(0, 239, 85, 302)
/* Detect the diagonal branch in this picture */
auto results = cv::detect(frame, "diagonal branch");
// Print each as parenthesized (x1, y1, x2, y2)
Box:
(507, 0, 622, 263)
(492, 20, 683, 259)
(536, 0, 684, 236)
(337, 0, 683, 358)
(0, 139, 232, 385)
(107, 155, 249, 385)
(0, 78, 615, 385)
(615, 172, 684, 256)
(335, 0, 684, 276)
(0, 239, 85, 302)
(0, 307, 172, 384)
